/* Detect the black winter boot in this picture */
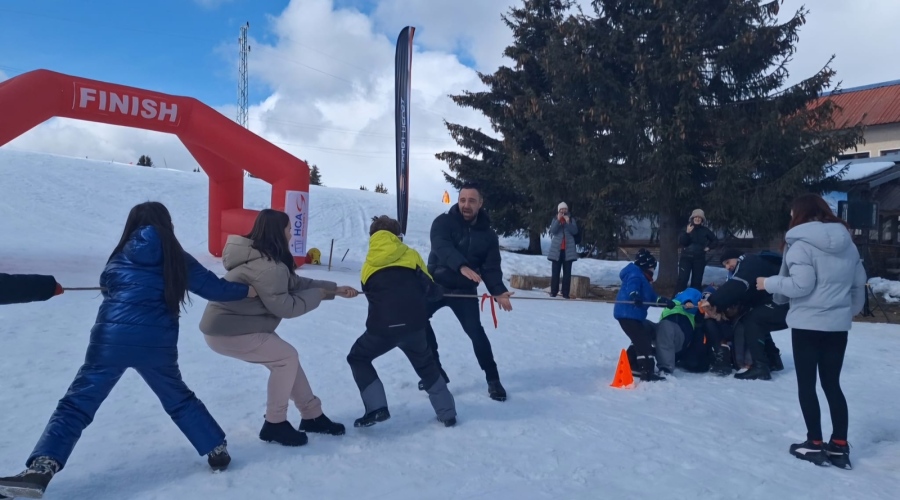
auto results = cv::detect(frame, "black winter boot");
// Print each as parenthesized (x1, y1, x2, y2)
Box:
(638, 356, 666, 382)
(734, 363, 771, 381)
(207, 441, 231, 471)
(711, 345, 733, 376)
(765, 341, 784, 372)
(299, 414, 346, 436)
(439, 416, 457, 427)
(259, 420, 308, 447)
(789, 440, 828, 466)
(354, 407, 391, 428)
(0, 456, 60, 498)
(487, 380, 507, 401)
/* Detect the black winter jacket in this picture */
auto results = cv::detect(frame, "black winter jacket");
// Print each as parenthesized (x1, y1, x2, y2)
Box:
(679, 225, 717, 257)
(707, 254, 781, 310)
(363, 266, 442, 335)
(0, 273, 58, 305)
(427, 205, 508, 295)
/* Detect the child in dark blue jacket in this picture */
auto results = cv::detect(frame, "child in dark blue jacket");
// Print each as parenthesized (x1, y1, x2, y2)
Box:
(0, 202, 255, 500)
(614, 249, 673, 381)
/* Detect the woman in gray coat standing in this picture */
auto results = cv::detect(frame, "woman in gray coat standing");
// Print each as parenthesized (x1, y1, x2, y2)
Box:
(548, 202, 578, 298)
(758, 193, 866, 471)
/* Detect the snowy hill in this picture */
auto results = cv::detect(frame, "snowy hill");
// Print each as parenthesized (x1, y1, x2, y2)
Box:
(1, 148, 899, 499)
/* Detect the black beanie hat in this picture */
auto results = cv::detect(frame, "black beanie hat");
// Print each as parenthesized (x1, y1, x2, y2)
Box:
(634, 248, 657, 270)
(720, 249, 743, 263)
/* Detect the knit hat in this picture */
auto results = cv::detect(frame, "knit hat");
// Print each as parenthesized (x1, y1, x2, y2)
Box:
(634, 248, 657, 270)
(701, 285, 717, 300)
(720, 248, 743, 263)
(558, 202, 568, 211)
(690, 209, 705, 222)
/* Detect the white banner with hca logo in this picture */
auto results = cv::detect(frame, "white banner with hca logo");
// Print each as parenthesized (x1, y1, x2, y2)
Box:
(285, 190, 309, 257)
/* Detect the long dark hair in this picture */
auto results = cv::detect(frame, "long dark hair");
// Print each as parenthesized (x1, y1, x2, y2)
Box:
(788, 193, 850, 232)
(109, 202, 189, 317)
(245, 209, 296, 272)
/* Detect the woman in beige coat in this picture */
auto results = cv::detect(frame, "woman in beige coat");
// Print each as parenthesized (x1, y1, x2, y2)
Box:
(200, 209, 358, 447)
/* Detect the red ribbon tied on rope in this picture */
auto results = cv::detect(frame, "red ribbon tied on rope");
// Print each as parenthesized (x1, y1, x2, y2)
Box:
(480, 293, 499, 329)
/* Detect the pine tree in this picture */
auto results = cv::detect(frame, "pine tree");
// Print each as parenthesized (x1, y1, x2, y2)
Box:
(374, 183, 389, 194)
(360, 185, 368, 191)
(310, 164, 323, 186)
(439, 0, 584, 254)
(137, 155, 153, 167)
(582, 0, 862, 288)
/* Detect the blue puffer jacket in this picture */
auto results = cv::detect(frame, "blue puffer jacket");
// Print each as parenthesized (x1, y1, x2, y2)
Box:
(614, 263, 660, 321)
(87, 226, 249, 367)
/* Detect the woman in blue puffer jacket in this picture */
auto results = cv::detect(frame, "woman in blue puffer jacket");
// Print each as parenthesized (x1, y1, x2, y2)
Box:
(0, 202, 255, 500)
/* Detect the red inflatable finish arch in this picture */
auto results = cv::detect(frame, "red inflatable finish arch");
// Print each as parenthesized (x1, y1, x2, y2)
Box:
(0, 69, 310, 265)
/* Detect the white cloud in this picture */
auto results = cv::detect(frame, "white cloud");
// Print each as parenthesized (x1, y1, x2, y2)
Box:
(4, 0, 899, 204)
(0, 69, 7, 82)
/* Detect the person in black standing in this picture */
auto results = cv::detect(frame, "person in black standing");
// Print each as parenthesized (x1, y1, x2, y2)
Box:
(422, 182, 515, 402)
(677, 209, 717, 291)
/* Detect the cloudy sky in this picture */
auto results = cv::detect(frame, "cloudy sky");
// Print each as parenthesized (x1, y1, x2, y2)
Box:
(1, 0, 898, 202)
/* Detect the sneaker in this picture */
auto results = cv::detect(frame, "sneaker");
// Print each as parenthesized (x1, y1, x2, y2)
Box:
(259, 420, 308, 447)
(299, 414, 346, 436)
(207, 441, 231, 472)
(487, 380, 507, 401)
(0, 456, 59, 499)
(826, 441, 852, 470)
(789, 440, 828, 466)
(354, 407, 391, 428)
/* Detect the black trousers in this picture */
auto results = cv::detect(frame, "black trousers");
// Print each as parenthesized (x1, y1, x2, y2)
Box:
(677, 253, 707, 291)
(425, 296, 499, 382)
(550, 250, 574, 298)
(741, 303, 788, 367)
(617, 319, 656, 358)
(347, 328, 443, 392)
(792, 329, 849, 442)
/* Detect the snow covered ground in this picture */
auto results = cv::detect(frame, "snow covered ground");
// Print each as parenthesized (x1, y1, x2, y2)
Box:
(1, 148, 899, 499)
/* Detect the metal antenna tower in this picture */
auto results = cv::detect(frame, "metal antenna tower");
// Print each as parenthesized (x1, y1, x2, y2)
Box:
(237, 21, 250, 129)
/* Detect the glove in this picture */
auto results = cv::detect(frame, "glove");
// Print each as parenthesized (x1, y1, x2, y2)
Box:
(54, 282, 64, 297)
(629, 291, 643, 307)
(659, 297, 676, 309)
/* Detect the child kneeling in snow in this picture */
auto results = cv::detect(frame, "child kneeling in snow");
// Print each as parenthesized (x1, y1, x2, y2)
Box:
(346, 216, 457, 428)
(614, 249, 674, 381)
(655, 288, 702, 375)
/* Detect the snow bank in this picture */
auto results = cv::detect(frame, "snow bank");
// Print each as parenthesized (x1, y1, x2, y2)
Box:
(869, 277, 900, 303)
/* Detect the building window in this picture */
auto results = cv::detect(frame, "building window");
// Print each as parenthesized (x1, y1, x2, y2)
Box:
(881, 149, 900, 157)
(882, 218, 893, 243)
(837, 152, 871, 161)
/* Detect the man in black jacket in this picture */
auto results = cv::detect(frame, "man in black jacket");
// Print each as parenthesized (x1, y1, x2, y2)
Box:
(423, 183, 514, 402)
(701, 249, 786, 380)
(677, 209, 717, 291)
(0, 273, 63, 305)
(346, 216, 456, 428)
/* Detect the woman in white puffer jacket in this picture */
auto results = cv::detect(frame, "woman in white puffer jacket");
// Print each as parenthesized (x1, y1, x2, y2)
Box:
(758, 193, 866, 471)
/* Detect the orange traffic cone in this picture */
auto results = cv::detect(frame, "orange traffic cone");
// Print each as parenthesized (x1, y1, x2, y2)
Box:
(610, 349, 635, 388)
